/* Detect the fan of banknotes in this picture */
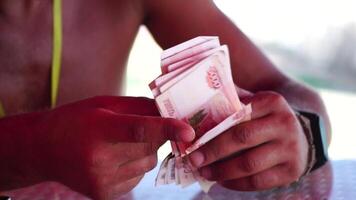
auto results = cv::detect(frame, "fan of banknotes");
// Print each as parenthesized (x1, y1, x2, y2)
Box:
(149, 36, 252, 192)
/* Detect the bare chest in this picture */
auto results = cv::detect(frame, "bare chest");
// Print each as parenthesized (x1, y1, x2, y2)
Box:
(0, 0, 142, 114)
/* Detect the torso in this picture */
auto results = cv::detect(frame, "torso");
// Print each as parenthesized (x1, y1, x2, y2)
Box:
(0, 0, 144, 115)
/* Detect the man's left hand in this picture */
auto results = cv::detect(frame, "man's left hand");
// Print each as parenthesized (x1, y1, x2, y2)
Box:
(186, 91, 309, 191)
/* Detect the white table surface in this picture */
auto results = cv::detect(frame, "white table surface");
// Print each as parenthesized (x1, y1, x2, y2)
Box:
(2, 159, 356, 200)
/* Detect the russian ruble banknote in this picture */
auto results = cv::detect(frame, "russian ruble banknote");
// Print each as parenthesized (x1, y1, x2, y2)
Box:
(149, 36, 252, 192)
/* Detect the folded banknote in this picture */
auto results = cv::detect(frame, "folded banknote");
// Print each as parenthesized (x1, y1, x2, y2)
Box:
(149, 36, 252, 192)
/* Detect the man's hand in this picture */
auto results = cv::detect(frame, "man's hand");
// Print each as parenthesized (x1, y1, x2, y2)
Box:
(186, 91, 309, 191)
(0, 96, 195, 199)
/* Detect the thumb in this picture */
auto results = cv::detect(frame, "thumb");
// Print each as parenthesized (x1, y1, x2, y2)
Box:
(70, 96, 160, 116)
(235, 85, 254, 104)
(95, 109, 195, 143)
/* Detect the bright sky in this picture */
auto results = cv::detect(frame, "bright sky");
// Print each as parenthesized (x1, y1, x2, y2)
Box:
(214, 0, 356, 46)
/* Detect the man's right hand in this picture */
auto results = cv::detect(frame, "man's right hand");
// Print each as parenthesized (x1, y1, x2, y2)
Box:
(0, 96, 195, 199)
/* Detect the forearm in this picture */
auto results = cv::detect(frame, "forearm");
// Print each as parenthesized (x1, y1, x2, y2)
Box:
(211, 13, 332, 145)
(0, 112, 45, 191)
(144, 0, 331, 144)
(223, 24, 331, 144)
(222, 24, 331, 144)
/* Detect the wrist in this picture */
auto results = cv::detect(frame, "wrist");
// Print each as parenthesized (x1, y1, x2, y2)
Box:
(293, 109, 329, 178)
(295, 112, 316, 178)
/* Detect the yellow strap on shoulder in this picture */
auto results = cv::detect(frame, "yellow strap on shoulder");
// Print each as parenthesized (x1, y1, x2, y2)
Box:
(51, 0, 62, 108)
(0, 0, 62, 117)
(0, 102, 5, 118)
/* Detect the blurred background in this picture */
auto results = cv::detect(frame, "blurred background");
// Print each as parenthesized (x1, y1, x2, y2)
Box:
(124, 0, 356, 160)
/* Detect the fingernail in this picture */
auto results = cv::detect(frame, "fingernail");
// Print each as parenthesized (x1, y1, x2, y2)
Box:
(189, 151, 204, 168)
(200, 167, 212, 179)
(181, 127, 195, 142)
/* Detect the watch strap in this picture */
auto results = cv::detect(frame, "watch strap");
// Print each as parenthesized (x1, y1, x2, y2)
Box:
(296, 113, 317, 177)
(295, 110, 329, 173)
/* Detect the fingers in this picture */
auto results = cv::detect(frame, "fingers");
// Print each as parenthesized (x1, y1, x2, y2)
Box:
(199, 142, 286, 181)
(93, 109, 195, 143)
(186, 116, 281, 169)
(108, 154, 157, 197)
(94, 96, 160, 116)
(220, 163, 293, 191)
(76, 96, 160, 116)
(248, 91, 289, 119)
(91, 143, 160, 168)
(92, 154, 157, 200)
(112, 154, 158, 183)
(110, 175, 143, 199)
(94, 175, 143, 200)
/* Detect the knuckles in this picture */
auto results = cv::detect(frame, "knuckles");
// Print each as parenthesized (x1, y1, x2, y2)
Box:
(256, 91, 288, 110)
(130, 117, 156, 142)
(132, 122, 146, 142)
(280, 112, 299, 130)
(131, 117, 173, 142)
(81, 107, 112, 127)
(240, 156, 260, 174)
(208, 142, 224, 162)
(249, 175, 266, 190)
(232, 125, 254, 145)
(266, 92, 287, 107)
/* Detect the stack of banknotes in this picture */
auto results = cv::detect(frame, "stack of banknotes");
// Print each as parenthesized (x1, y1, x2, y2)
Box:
(149, 36, 252, 191)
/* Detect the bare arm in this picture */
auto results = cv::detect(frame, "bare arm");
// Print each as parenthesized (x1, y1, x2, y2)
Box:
(144, 0, 331, 143)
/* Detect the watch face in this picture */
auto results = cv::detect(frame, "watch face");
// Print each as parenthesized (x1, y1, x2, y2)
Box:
(299, 111, 329, 171)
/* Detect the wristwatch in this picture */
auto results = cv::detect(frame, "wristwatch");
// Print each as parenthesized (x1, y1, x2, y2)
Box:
(295, 110, 329, 173)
